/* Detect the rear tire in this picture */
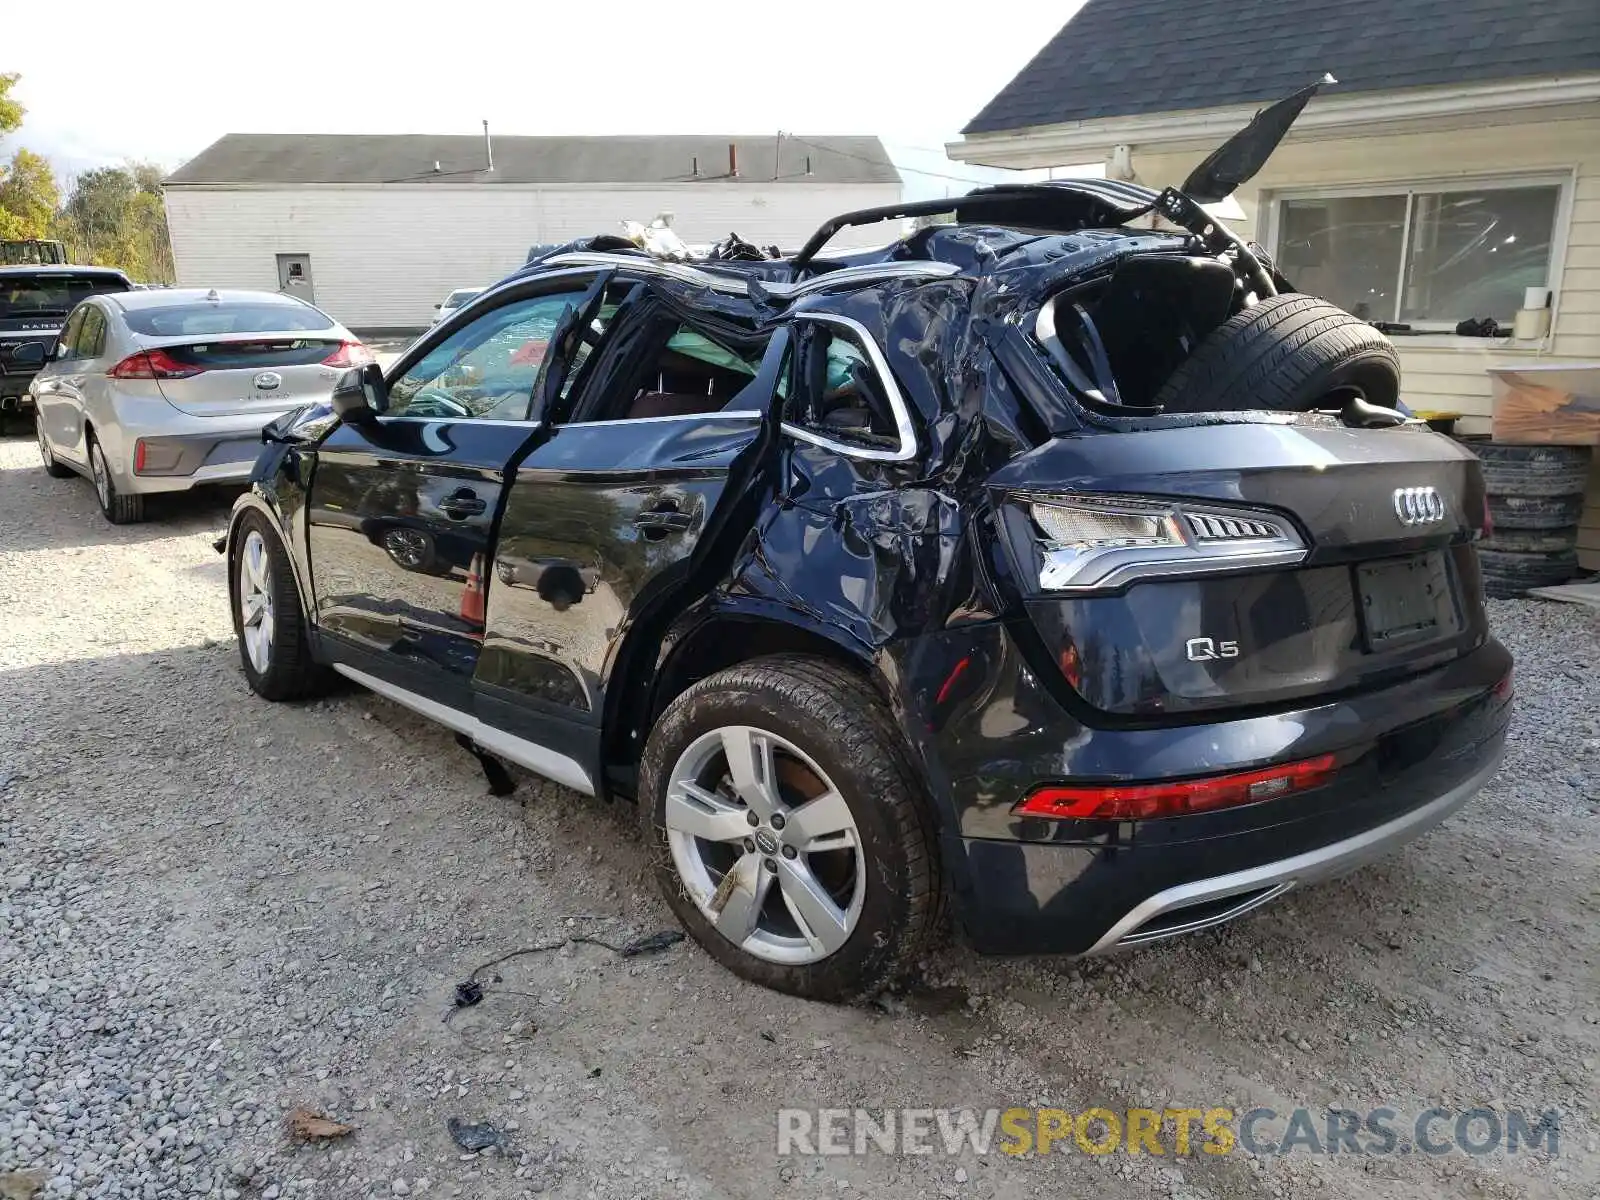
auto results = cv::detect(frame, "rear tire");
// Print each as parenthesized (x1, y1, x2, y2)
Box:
(231, 512, 334, 701)
(37, 416, 72, 478)
(88, 434, 144, 524)
(1153, 293, 1401, 415)
(640, 655, 941, 1003)
(1479, 547, 1580, 598)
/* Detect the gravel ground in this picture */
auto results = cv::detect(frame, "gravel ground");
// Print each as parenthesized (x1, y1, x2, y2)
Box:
(1, 431, 1596, 1200)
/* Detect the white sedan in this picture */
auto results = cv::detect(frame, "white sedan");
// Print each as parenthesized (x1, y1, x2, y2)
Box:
(431, 287, 485, 325)
(32, 287, 370, 524)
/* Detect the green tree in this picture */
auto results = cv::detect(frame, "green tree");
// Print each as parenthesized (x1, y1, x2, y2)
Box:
(0, 72, 29, 237)
(0, 148, 60, 239)
(53, 162, 176, 282)
(0, 72, 23, 138)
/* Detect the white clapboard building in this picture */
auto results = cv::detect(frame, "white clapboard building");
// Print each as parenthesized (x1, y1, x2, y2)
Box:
(162, 132, 902, 330)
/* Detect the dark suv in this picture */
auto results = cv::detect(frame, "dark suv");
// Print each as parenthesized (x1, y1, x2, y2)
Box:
(0, 264, 133, 419)
(220, 95, 1510, 1001)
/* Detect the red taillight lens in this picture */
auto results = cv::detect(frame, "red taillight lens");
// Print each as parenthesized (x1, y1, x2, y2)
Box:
(134, 439, 146, 473)
(1016, 754, 1339, 822)
(1481, 494, 1494, 539)
(109, 349, 202, 379)
(322, 340, 375, 369)
(1492, 671, 1514, 701)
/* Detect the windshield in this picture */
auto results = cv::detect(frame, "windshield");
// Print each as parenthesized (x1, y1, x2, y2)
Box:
(0, 274, 129, 319)
(443, 290, 482, 308)
(123, 301, 334, 337)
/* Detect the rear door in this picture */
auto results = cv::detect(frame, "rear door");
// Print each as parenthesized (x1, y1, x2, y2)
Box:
(473, 288, 787, 788)
(32, 306, 87, 461)
(305, 272, 610, 710)
(48, 303, 111, 465)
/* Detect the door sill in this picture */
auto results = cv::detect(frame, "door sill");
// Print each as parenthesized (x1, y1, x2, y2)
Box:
(330, 663, 596, 796)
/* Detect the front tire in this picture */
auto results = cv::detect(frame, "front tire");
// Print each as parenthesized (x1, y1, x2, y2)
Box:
(640, 656, 941, 1002)
(231, 513, 333, 701)
(88, 434, 144, 523)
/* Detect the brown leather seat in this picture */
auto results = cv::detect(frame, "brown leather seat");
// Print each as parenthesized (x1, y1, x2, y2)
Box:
(625, 391, 727, 420)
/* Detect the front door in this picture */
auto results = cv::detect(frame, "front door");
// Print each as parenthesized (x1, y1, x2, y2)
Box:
(276, 254, 314, 305)
(305, 274, 607, 708)
(473, 291, 788, 784)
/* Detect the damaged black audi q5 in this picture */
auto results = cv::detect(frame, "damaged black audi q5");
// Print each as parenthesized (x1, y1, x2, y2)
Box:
(221, 82, 1511, 1001)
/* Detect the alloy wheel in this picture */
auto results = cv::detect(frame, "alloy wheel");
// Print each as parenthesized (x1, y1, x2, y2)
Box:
(238, 530, 276, 674)
(664, 725, 865, 965)
(90, 443, 111, 509)
(383, 528, 431, 570)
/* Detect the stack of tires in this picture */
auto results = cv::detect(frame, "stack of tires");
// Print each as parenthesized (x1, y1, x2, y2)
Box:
(1473, 442, 1593, 597)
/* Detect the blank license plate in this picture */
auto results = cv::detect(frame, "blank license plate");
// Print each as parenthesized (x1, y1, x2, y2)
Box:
(1358, 553, 1449, 648)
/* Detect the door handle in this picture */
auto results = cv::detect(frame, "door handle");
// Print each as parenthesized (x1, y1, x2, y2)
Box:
(634, 503, 693, 538)
(440, 489, 487, 519)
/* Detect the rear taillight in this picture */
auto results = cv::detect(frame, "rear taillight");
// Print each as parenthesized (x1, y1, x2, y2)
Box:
(109, 349, 202, 379)
(1481, 494, 1494, 540)
(1493, 670, 1514, 701)
(1015, 754, 1338, 821)
(1022, 493, 1307, 592)
(322, 341, 375, 369)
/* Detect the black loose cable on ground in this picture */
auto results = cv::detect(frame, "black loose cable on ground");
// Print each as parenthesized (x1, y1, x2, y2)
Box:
(445, 929, 688, 1019)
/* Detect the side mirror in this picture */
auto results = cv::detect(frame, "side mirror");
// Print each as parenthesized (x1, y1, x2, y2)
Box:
(12, 343, 47, 369)
(331, 363, 388, 425)
(433, 302, 441, 309)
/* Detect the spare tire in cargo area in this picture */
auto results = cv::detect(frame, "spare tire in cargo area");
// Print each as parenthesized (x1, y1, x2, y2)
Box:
(1153, 293, 1401, 415)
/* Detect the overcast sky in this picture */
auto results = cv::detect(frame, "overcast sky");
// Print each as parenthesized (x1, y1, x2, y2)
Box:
(2, 0, 1085, 198)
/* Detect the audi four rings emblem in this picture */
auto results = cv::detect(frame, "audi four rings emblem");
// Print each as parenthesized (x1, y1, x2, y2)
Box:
(1392, 486, 1445, 526)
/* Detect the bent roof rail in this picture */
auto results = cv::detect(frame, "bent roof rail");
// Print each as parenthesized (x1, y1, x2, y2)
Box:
(789, 179, 1161, 268)
(539, 252, 752, 295)
(749, 261, 962, 303)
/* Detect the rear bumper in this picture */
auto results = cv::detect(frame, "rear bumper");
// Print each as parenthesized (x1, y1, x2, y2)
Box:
(124, 430, 266, 493)
(886, 622, 1512, 956)
(1081, 750, 1500, 953)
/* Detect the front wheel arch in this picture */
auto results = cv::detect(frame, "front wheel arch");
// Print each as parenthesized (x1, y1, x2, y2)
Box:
(224, 494, 316, 628)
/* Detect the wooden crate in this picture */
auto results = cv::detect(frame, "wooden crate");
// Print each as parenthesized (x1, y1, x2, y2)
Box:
(1489, 363, 1600, 445)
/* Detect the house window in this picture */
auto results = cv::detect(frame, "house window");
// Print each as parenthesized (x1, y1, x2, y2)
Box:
(1273, 179, 1564, 329)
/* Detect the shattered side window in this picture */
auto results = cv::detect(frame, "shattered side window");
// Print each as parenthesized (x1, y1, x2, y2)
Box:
(387, 288, 592, 421)
(787, 322, 899, 450)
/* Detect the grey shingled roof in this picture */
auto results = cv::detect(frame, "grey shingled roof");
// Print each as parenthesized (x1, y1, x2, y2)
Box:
(964, 0, 1600, 134)
(164, 134, 898, 187)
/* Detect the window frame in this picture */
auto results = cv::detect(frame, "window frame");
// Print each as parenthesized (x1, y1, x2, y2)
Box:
(77, 303, 107, 360)
(557, 285, 773, 428)
(377, 268, 607, 426)
(779, 312, 918, 463)
(1262, 169, 1576, 336)
(55, 306, 88, 361)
